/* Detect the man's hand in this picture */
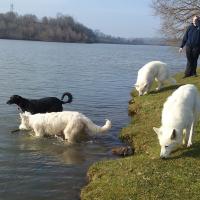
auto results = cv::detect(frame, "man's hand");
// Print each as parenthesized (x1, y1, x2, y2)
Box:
(179, 48, 183, 53)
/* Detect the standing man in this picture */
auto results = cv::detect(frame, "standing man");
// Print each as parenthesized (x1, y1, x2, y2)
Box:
(179, 15, 200, 78)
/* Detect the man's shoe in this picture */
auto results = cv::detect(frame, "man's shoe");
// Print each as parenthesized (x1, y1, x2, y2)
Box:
(183, 74, 192, 78)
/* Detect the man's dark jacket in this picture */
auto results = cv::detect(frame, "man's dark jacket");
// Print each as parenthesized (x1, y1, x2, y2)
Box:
(181, 23, 200, 48)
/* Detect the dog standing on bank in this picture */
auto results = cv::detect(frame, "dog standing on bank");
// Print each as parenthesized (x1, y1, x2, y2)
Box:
(134, 61, 176, 96)
(153, 84, 200, 158)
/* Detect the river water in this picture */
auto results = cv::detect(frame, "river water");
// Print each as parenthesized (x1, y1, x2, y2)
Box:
(0, 40, 186, 200)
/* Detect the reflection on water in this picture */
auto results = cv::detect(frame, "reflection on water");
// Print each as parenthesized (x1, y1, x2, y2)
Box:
(18, 134, 86, 165)
(0, 40, 185, 200)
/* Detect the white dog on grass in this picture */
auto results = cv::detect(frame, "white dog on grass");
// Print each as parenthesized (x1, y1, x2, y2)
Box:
(135, 61, 176, 96)
(153, 84, 200, 158)
(19, 111, 111, 143)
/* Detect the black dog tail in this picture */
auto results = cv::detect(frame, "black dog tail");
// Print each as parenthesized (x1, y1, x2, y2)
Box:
(61, 92, 73, 104)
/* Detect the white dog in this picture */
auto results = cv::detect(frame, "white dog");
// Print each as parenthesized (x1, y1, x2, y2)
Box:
(135, 61, 176, 96)
(153, 84, 200, 158)
(19, 111, 112, 143)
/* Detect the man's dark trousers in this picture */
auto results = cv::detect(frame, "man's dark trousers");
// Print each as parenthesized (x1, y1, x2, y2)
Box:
(185, 46, 200, 77)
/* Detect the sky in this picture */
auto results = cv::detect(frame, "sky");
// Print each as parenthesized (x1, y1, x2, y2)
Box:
(0, 0, 161, 38)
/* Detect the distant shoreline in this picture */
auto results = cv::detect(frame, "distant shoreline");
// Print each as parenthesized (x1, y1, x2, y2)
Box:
(0, 11, 171, 46)
(0, 37, 172, 46)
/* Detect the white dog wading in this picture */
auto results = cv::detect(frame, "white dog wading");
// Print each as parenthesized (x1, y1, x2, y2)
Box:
(135, 61, 176, 96)
(19, 111, 111, 143)
(153, 84, 200, 158)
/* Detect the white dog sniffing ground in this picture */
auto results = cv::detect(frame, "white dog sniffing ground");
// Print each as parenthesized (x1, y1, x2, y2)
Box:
(153, 84, 200, 158)
(135, 61, 176, 96)
(19, 111, 111, 143)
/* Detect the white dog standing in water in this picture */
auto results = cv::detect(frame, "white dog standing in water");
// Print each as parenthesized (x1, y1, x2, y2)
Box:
(19, 111, 111, 143)
(135, 61, 176, 96)
(153, 84, 200, 158)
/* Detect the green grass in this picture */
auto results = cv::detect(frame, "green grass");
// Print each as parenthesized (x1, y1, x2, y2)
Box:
(81, 70, 200, 200)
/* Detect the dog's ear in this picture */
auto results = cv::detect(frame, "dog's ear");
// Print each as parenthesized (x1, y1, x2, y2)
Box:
(170, 129, 176, 140)
(20, 113, 27, 120)
(24, 111, 31, 116)
(21, 114, 29, 124)
(153, 127, 161, 136)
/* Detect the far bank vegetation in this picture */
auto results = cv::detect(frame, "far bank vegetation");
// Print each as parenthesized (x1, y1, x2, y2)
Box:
(0, 12, 97, 43)
(0, 11, 165, 45)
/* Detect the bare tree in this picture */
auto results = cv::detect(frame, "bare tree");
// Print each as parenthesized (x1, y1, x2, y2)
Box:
(152, 0, 200, 41)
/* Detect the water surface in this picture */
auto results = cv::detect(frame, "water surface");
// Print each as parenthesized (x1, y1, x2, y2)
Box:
(0, 40, 186, 200)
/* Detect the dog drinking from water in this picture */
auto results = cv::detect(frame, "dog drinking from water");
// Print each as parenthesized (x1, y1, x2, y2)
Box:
(153, 84, 200, 158)
(19, 111, 111, 143)
(7, 92, 73, 114)
(134, 61, 176, 96)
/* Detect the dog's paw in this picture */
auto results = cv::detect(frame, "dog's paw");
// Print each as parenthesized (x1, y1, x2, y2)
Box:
(143, 91, 148, 95)
(156, 87, 161, 91)
(187, 142, 192, 147)
(182, 138, 186, 145)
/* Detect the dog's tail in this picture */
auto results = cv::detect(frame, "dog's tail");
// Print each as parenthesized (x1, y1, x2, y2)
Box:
(82, 116, 112, 134)
(61, 92, 73, 104)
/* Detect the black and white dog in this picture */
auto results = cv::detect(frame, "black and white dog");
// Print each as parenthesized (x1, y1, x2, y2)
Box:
(7, 92, 73, 114)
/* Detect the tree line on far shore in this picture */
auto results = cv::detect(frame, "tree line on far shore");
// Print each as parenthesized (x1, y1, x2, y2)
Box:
(1, 1, 196, 46)
(0, 11, 166, 45)
(0, 12, 97, 43)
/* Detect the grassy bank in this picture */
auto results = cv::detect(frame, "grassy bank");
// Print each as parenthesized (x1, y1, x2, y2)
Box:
(81, 69, 200, 200)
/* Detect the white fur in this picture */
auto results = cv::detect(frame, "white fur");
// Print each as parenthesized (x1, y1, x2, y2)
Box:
(19, 111, 112, 143)
(153, 84, 200, 158)
(135, 61, 176, 96)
